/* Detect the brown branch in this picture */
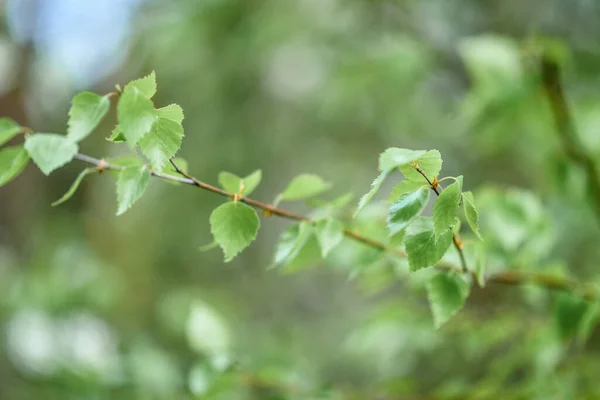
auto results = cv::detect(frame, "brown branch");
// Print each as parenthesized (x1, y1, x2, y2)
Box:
(540, 55, 600, 223)
(415, 167, 468, 273)
(71, 153, 597, 300)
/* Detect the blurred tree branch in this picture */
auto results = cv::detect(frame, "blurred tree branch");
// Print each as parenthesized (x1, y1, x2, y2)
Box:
(540, 55, 600, 223)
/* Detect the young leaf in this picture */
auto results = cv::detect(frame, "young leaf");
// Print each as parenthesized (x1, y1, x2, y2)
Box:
(124, 71, 157, 99)
(117, 87, 157, 147)
(354, 169, 390, 217)
(386, 188, 430, 236)
(274, 223, 312, 265)
(51, 168, 96, 206)
(218, 170, 262, 196)
(279, 174, 331, 201)
(0, 118, 22, 146)
(405, 229, 453, 272)
(426, 272, 471, 329)
(106, 125, 126, 143)
(315, 218, 344, 258)
(462, 191, 482, 239)
(24, 134, 78, 175)
(157, 104, 184, 124)
(399, 150, 442, 182)
(386, 180, 425, 203)
(139, 116, 184, 171)
(0, 145, 29, 187)
(378, 148, 426, 171)
(242, 170, 262, 197)
(66, 92, 110, 142)
(116, 166, 151, 215)
(210, 202, 260, 262)
(433, 176, 463, 236)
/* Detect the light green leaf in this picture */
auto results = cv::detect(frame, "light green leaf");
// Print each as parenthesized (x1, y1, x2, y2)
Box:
(108, 155, 144, 168)
(66, 92, 110, 142)
(116, 166, 151, 215)
(426, 272, 471, 329)
(242, 170, 262, 196)
(210, 202, 260, 262)
(378, 148, 426, 172)
(274, 222, 313, 265)
(117, 87, 157, 147)
(106, 125, 126, 143)
(386, 188, 430, 236)
(386, 180, 425, 203)
(124, 71, 157, 99)
(0, 145, 29, 187)
(433, 176, 463, 236)
(157, 104, 184, 124)
(0, 118, 22, 146)
(405, 229, 453, 272)
(315, 218, 344, 257)
(139, 116, 184, 171)
(51, 168, 96, 206)
(399, 150, 442, 182)
(555, 293, 590, 341)
(354, 169, 390, 217)
(218, 170, 262, 197)
(462, 191, 482, 239)
(279, 174, 331, 201)
(24, 133, 78, 175)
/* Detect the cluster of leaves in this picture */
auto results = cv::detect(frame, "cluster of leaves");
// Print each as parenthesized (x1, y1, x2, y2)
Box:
(2, 71, 593, 337)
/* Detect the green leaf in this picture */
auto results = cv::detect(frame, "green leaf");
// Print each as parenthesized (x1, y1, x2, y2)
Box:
(218, 170, 262, 197)
(399, 150, 442, 182)
(0, 118, 22, 146)
(108, 155, 144, 168)
(66, 92, 110, 142)
(241, 170, 262, 197)
(157, 104, 184, 124)
(555, 293, 590, 341)
(386, 188, 430, 236)
(279, 174, 331, 201)
(24, 133, 78, 175)
(209, 202, 260, 262)
(116, 166, 151, 215)
(106, 125, 126, 143)
(315, 218, 344, 257)
(405, 228, 453, 272)
(462, 191, 482, 239)
(124, 71, 157, 99)
(117, 87, 157, 147)
(51, 168, 96, 206)
(378, 148, 426, 171)
(386, 180, 425, 203)
(273, 222, 314, 266)
(426, 272, 471, 329)
(0, 145, 29, 187)
(139, 116, 184, 172)
(354, 169, 390, 217)
(433, 176, 463, 236)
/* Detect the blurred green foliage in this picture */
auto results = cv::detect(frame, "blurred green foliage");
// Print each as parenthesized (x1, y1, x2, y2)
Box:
(2, 0, 600, 399)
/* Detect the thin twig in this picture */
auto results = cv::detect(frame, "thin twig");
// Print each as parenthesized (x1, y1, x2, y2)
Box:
(540, 54, 600, 223)
(71, 153, 596, 299)
(415, 167, 468, 273)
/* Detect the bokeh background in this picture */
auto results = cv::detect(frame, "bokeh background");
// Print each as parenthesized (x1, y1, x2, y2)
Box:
(1, 0, 600, 399)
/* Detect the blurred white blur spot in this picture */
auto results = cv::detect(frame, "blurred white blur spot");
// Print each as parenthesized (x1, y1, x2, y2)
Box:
(188, 364, 211, 396)
(263, 42, 328, 101)
(186, 301, 230, 357)
(6, 309, 58, 375)
(57, 313, 120, 376)
(5, 309, 121, 380)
